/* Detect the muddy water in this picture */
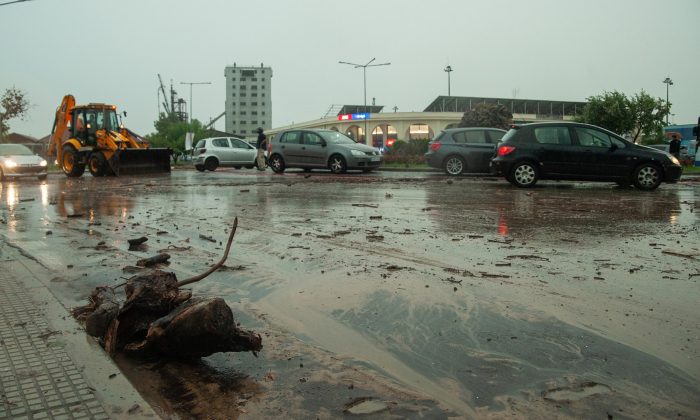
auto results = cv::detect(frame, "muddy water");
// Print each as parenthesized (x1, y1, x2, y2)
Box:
(1, 171, 699, 418)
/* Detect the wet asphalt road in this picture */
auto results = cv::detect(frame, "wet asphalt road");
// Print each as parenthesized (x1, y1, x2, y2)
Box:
(1, 168, 699, 418)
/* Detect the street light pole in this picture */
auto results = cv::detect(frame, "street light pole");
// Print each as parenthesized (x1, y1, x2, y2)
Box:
(339, 58, 390, 144)
(444, 65, 453, 96)
(180, 81, 212, 125)
(662, 77, 673, 125)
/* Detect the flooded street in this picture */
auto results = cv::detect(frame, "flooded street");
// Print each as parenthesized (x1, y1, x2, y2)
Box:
(1, 169, 699, 419)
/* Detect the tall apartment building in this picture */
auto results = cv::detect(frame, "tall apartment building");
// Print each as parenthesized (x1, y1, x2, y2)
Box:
(224, 63, 272, 137)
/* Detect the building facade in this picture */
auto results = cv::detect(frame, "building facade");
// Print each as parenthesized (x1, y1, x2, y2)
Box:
(267, 96, 586, 148)
(224, 64, 272, 137)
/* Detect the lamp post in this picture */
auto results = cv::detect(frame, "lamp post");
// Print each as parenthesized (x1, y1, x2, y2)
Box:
(180, 81, 211, 125)
(444, 65, 453, 96)
(662, 77, 673, 125)
(339, 58, 390, 144)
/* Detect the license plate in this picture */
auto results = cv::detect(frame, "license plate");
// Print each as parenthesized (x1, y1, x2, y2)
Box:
(370, 156, 380, 162)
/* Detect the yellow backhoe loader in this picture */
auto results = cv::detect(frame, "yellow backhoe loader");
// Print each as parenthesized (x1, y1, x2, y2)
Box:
(47, 95, 171, 177)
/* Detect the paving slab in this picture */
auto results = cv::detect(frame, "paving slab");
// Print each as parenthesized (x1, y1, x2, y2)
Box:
(0, 241, 158, 419)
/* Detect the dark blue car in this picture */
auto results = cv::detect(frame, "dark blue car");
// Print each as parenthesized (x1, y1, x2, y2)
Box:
(425, 128, 506, 175)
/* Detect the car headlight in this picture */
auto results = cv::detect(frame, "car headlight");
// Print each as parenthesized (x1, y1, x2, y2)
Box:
(5, 159, 17, 168)
(669, 155, 680, 166)
(350, 149, 366, 157)
(40, 159, 48, 167)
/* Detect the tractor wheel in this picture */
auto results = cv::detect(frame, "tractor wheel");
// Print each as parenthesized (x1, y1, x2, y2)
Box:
(62, 145, 86, 177)
(88, 152, 108, 177)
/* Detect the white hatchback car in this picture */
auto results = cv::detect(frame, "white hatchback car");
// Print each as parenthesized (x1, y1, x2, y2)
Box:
(193, 137, 258, 171)
(0, 143, 48, 181)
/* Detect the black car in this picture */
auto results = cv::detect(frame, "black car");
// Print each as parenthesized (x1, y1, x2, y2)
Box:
(425, 127, 506, 175)
(490, 122, 682, 190)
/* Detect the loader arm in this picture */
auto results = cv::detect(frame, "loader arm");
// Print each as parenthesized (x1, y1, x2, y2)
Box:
(47, 95, 76, 163)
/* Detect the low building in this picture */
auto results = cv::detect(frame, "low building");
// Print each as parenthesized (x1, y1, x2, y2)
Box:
(268, 96, 586, 148)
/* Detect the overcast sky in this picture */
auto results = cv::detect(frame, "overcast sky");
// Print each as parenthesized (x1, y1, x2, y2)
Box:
(1, 0, 698, 138)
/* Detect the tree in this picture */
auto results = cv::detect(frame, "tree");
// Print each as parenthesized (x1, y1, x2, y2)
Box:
(629, 90, 668, 143)
(578, 91, 634, 136)
(147, 114, 208, 162)
(0, 87, 30, 139)
(458, 103, 512, 130)
(578, 90, 669, 143)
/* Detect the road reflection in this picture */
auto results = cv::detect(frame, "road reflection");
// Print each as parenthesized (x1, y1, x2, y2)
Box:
(426, 182, 695, 238)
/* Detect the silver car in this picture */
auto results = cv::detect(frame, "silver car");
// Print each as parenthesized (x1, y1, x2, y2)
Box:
(193, 137, 258, 171)
(268, 129, 382, 173)
(0, 144, 48, 181)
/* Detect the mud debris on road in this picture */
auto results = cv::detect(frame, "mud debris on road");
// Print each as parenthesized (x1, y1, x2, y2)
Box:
(2, 171, 699, 418)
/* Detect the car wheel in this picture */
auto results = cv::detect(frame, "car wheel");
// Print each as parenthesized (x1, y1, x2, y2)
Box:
(195, 165, 205, 172)
(632, 163, 662, 190)
(509, 161, 539, 188)
(234, 166, 242, 170)
(88, 152, 108, 177)
(444, 155, 465, 176)
(244, 165, 254, 169)
(269, 154, 285, 173)
(204, 157, 219, 171)
(362, 168, 373, 173)
(62, 145, 86, 177)
(329, 155, 347, 174)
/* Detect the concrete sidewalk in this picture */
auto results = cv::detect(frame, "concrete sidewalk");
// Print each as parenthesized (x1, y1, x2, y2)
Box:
(0, 242, 157, 419)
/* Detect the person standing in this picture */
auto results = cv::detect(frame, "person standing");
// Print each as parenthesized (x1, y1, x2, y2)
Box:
(255, 127, 267, 170)
(669, 134, 681, 160)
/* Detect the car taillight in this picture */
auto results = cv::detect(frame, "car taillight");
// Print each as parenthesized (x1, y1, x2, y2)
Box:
(497, 145, 516, 156)
(199, 148, 206, 154)
(429, 142, 442, 152)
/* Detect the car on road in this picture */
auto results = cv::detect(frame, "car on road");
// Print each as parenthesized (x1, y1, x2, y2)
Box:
(425, 127, 506, 175)
(267, 129, 382, 173)
(490, 122, 683, 190)
(193, 137, 258, 171)
(0, 144, 48, 181)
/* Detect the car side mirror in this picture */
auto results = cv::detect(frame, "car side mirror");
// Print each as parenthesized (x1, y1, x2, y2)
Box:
(609, 143, 618, 152)
(321, 139, 327, 147)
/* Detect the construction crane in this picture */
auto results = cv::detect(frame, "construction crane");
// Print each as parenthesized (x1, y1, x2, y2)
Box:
(157, 74, 188, 122)
(204, 111, 225, 130)
(157, 73, 171, 116)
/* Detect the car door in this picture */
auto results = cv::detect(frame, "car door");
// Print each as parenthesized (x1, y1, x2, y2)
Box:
(211, 138, 233, 164)
(573, 127, 631, 178)
(278, 131, 304, 166)
(531, 126, 580, 176)
(229, 138, 255, 165)
(302, 131, 327, 167)
(453, 129, 494, 173)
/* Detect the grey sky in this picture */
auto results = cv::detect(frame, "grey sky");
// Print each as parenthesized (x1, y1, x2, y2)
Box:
(2, 0, 698, 138)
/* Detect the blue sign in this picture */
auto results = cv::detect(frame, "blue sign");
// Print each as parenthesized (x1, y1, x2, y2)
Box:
(352, 113, 370, 120)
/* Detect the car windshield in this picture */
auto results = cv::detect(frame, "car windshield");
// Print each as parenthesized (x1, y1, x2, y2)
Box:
(0, 144, 34, 156)
(318, 131, 356, 144)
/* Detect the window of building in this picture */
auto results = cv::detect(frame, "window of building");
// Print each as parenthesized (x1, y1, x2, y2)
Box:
(262, 121, 266, 124)
(252, 78, 257, 81)
(252, 102, 258, 106)
(240, 121, 247, 125)
(231, 93, 236, 97)
(252, 121, 258, 124)
(251, 86, 257, 90)
(262, 111, 266, 115)
(240, 77, 246, 81)
(239, 102, 246, 106)
(241, 93, 247, 97)
(252, 111, 257, 115)
(240, 111, 246, 115)
(240, 85, 246, 90)
(262, 93, 265, 97)
(252, 93, 258, 97)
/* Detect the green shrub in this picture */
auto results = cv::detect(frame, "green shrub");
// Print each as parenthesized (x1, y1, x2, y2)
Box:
(384, 139, 429, 164)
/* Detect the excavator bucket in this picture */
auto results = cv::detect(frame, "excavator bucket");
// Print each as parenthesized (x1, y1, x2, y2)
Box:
(108, 148, 172, 176)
